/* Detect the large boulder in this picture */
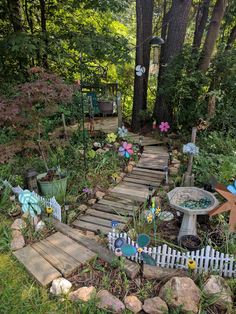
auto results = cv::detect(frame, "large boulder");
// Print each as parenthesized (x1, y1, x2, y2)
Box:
(124, 295, 142, 313)
(143, 297, 168, 314)
(50, 278, 72, 295)
(97, 290, 125, 313)
(203, 275, 233, 311)
(69, 286, 96, 302)
(159, 276, 200, 314)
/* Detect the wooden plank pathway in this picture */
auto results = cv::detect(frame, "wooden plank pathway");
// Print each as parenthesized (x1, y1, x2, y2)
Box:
(13, 136, 169, 286)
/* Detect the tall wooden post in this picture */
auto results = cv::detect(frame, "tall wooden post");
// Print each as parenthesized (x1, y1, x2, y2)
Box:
(182, 127, 197, 187)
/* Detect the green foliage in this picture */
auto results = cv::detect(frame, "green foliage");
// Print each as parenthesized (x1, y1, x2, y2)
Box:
(192, 131, 236, 185)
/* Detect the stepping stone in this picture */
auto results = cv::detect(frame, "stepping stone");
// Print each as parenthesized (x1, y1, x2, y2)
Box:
(13, 245, 61, 286)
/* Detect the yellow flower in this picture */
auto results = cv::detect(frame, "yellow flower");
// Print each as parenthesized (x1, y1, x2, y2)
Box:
(187, 259, 196, 270)
(147, 213, 153, 223)
(137, 247, 143, 253)
(106, 133, 117, 143)
(46, 207, 53, 214)
(155, 207, 161, 215)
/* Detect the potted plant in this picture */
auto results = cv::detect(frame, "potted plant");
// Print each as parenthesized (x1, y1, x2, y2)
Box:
(179, 234, 202, 251)
(37, 168, 67, 203)
(97, 90, 114, 114)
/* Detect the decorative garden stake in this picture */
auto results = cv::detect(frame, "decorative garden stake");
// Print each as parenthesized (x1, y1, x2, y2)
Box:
(135, 65, 146, 77)
(182, 127, 198, 187)
(114, 234, 156, 265)
(106, 132, 117, 143)
(209, 183, 236, 232)
(118, 142, 133, 159)
(159, 121, 170, 133)
(111, 220, 119, 233)
(117, 126, 128, 138)
(46, 206, 53, 217)
(18, 190, 41, 217)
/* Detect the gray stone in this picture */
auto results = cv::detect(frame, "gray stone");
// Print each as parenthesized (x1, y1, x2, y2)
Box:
(35, 220, 46, 232)
(203, 275, 233, 311)
(159, 276, 200, 314)
(78, 204, 87, 212)
(69, 286, 96, 302)
(97, 290, 125, 313)
(50, 278, 72, 295)
(88, 199, 97, 205)
(11, 230, 25, 250)
(143, 297, 168, 314)
(143, 264, 187, 281)
(95, 191, 105, 199)
(124, 295, 142, 313)
(11, 219, 26, 230)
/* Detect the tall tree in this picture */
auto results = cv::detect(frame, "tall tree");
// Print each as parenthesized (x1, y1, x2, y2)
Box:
(153, 0, 192, 124)
(192, 0, 211, 53)
(131, 0, 153, 131)
(198, 0, 228, 72)
(226, 24, 236, 49)
(39, 0, 48, 68)
(7, 0, 23, 32)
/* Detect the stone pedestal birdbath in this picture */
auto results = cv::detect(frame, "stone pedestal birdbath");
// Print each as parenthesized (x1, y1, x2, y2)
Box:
(167, 187, 219, 242)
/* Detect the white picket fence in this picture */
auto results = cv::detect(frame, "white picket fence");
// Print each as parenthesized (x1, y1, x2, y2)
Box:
(108, 232, 236, 278)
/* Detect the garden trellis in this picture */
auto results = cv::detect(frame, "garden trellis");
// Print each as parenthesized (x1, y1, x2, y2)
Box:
(108, 232, 236, 278)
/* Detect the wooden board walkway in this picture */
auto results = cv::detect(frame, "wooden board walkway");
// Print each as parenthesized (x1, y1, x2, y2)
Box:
(13, 135, 169, 286)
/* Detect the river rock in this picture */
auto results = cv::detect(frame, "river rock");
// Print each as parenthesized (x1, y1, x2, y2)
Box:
(88, 198, 97, 205)
(124, 295, 142, 313)
(97, 290, 125, 313)
(143, 297, 168, 314)
(159, 276, 200, 314)
(50, 278, 72, 295)
(11, 230, 25, 250)
(95, 191, 105, 199)
(78, 204, 87, 212)
(35, 220, 46, 232)
(203, 275, 233, 311)
(69, 286, 96, 302)
(11, 219, 26, 230)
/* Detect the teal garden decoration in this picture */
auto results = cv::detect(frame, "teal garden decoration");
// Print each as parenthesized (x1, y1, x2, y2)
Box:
(114, 234, 156, 266)
(18, 190, 41, 217)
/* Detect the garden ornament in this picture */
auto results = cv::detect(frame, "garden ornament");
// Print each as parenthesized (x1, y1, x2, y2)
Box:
(18, 189, 41, 217)
(106, 132, 117, 143)
(114, 234, 156, 266)
(117, 126, 128, 138)
(118, 142, 133, 159)
(183, 143, 199, 156)
(159, 121, 170, 133)
(209, 183, 236, 232)
(135, 65, 146, 77)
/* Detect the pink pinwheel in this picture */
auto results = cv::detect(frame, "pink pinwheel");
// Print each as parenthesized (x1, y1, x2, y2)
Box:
(159, 121, 170, 133)
(119, 142, 133, 158)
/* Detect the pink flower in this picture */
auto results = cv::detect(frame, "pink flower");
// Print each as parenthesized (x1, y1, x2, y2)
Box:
(159, 122, 170, 133)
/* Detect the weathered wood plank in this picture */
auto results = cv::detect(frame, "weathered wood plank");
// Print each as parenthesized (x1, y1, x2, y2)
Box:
(110, 187, 148, 202)
(123, 177, 160, 187)
(46, 232, 96, 264)
(32, 240, 79, 277)
(13, 245, 61, 286)
(118, 182, 150, 191)
(132, 167, 165, 175)
(98, 199, 135, 210)
(136, 163, 167, 171)
(104, 195, 137, 204)
(77, 215, 125, 229)
(128, 172, 163, 180)
(86, 208, 129, 223)
(72, 220, 112, 234)
(92, 203, 134, 216)
(54, 220, 140, 279)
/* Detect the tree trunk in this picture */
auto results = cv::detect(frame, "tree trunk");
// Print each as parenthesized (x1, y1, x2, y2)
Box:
(153, 0, 192, 124)
(39, 0, 49, 68)
(7, 0, 23, 32)
(226, 25, 236, 50)
(131, 0, 153, 131)
(198, 0, 228, 72)
(192, 0, 211, 53)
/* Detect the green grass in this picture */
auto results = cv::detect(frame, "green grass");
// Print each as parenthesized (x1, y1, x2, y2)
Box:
(0, 214, 109, 314)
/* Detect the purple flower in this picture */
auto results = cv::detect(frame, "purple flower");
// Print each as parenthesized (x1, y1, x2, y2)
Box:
(83, 187, 92, 194)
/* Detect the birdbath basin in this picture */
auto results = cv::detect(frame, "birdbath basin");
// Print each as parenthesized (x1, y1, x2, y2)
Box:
(167, 187, 219, 242)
